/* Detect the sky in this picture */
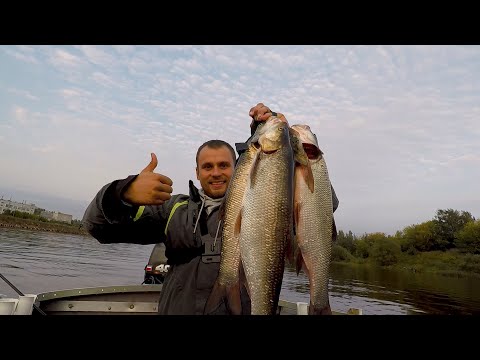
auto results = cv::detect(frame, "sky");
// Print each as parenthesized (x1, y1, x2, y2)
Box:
(0, 45, 479, 235)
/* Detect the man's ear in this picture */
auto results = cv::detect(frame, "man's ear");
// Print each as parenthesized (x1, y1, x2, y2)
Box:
(196, 167, 199, 180)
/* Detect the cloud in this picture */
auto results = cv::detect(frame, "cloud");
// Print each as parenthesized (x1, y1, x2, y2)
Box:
(3, 48, 39, 64)
(31, 144, 56, 153)
(1, 45, 479, 235)
(74, 45, 116, 68)
(12, 106, 28, 124)
(7, 88, 39, 101)
(49, 48, 84, 68)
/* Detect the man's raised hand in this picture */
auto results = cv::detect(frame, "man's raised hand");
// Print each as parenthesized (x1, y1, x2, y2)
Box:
(122, 153, 173, 206)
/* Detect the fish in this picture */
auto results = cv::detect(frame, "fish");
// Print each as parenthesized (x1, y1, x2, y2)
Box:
(290, 124, 334, 315)
(238, 116, 295, 315)
(203, 123, 263, 315)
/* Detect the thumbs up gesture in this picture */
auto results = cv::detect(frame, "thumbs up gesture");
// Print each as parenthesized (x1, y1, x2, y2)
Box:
(122, 153, 173, 206)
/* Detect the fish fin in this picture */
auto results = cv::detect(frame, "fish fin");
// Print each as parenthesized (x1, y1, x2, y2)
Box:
(294, 201, 301, 232)
(301, 162, 315, 193)
(225, 281, 243, 315)
(234, 210, 242, 238)
(308, 300, 333, 315)
(295, 250, 310, 278)
(203, 279, 227, 315)
(295, 250, 304, 276)
(249, 149, 261, 189)
(285, 224, 296, 266)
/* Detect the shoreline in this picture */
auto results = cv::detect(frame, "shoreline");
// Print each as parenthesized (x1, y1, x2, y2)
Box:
(0, 215, 89, 236)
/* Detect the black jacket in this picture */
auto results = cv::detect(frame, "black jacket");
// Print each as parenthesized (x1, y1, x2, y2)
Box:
(82, 176, 233, 315)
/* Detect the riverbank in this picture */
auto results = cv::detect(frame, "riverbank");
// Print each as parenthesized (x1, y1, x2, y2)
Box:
(0, 215, 88, 236)
(332, 250, 480, 279)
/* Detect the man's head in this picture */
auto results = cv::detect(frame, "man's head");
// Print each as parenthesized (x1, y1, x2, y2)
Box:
(196, 140, 236, 199)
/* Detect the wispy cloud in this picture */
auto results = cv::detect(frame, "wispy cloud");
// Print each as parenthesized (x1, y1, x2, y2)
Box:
(3, 48, 39, 64)
(12, 106, 28, 124)
(8, 88, 39, 101)
(0, 45, 479, 229)
(31, 144, 56, 153)
(49, 48, 84, 68)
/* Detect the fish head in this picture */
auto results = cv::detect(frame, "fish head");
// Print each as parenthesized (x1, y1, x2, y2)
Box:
(289, 127, 309, 166)
(256, 117, 290, 154)
(290, 124, 323, 160)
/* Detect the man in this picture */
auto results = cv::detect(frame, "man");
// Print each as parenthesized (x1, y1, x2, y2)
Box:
(82, 103, 339, 315)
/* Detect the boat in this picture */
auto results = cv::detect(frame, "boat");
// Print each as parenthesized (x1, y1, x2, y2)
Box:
(1, 284, 362, 315)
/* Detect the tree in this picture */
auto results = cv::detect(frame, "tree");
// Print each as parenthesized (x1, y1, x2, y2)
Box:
(332, 245, 354, 261)
(402, 221, 437, 252)
(432, 209, 475, 250)
(354, 232, 387, 258)
(455, 220, 480, 254)
(337, 230, 356, 254)
(370, 238, 401, 266)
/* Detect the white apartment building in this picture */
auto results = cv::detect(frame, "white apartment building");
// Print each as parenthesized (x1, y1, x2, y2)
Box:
(0, 199, 36, 215)
(0, 197, 73, 224)
(40, 210, 73, 224)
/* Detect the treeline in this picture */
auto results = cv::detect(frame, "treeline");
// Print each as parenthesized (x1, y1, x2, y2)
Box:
(1, 209, 82, 227)
(334, 208, 480, 267)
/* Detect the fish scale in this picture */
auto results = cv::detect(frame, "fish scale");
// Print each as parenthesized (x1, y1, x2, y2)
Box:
(239, 119, 294, 315)
(292, 124, 333, 314)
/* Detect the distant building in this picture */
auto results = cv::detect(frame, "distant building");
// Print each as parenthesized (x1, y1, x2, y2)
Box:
(0, 196, 73, 224)
(0, 199, 36, 215)
(40, 210, 72, 224)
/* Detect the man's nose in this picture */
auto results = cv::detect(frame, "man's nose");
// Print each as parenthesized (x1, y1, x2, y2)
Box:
(212, 166, 221, 176)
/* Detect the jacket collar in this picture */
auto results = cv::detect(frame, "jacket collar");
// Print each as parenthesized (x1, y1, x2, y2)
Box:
(188, 180, 201, 203)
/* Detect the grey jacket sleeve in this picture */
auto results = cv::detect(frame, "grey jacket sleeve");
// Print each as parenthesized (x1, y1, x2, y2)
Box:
(82, 175, 170, 245)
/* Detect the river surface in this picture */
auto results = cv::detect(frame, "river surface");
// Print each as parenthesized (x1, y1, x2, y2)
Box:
(1, 228, 479, 315)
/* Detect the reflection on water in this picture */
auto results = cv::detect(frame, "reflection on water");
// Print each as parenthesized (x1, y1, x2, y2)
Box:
(281, 262, 480, 315)
(2, 228, 480, 314)
(0, 228, 154, 298)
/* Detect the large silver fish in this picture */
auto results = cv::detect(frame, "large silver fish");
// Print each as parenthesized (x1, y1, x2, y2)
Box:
(290, 124, 334, 315)
(239, 117, 295, 315)
(203, 124, 263, 315)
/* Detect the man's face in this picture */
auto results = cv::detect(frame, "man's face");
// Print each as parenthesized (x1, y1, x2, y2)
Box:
(196, 146, 235, 198)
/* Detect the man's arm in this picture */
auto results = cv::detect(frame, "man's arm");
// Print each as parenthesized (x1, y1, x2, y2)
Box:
(83, 153, 174, 245)
(82, 176, 171, 245)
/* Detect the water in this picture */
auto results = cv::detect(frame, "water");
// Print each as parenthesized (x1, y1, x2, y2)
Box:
(1, 228, 480, 314)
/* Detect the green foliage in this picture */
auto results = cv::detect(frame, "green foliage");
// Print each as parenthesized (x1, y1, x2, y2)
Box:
(353, 232, 387, 258)
(433, 209, 475, 250)
(336, 230, 356, 254)
(401, 221, 437, 252)
(332, 245, 354, 262)
(370, 239, 401, 266)
(455, 220, 480, 254)
(1, 210, 73, 226)
(354, 240, 370, 258)
(457, 253, 480, 274)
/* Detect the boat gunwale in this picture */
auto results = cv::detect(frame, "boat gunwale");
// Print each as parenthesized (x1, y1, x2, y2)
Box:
(36, 284, 163, 301)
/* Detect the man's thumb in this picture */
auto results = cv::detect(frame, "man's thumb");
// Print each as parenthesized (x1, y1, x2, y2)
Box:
(142, 153, 158, 173)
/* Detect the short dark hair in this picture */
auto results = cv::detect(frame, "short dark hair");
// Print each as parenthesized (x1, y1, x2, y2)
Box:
(196, 140, 236, 166)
